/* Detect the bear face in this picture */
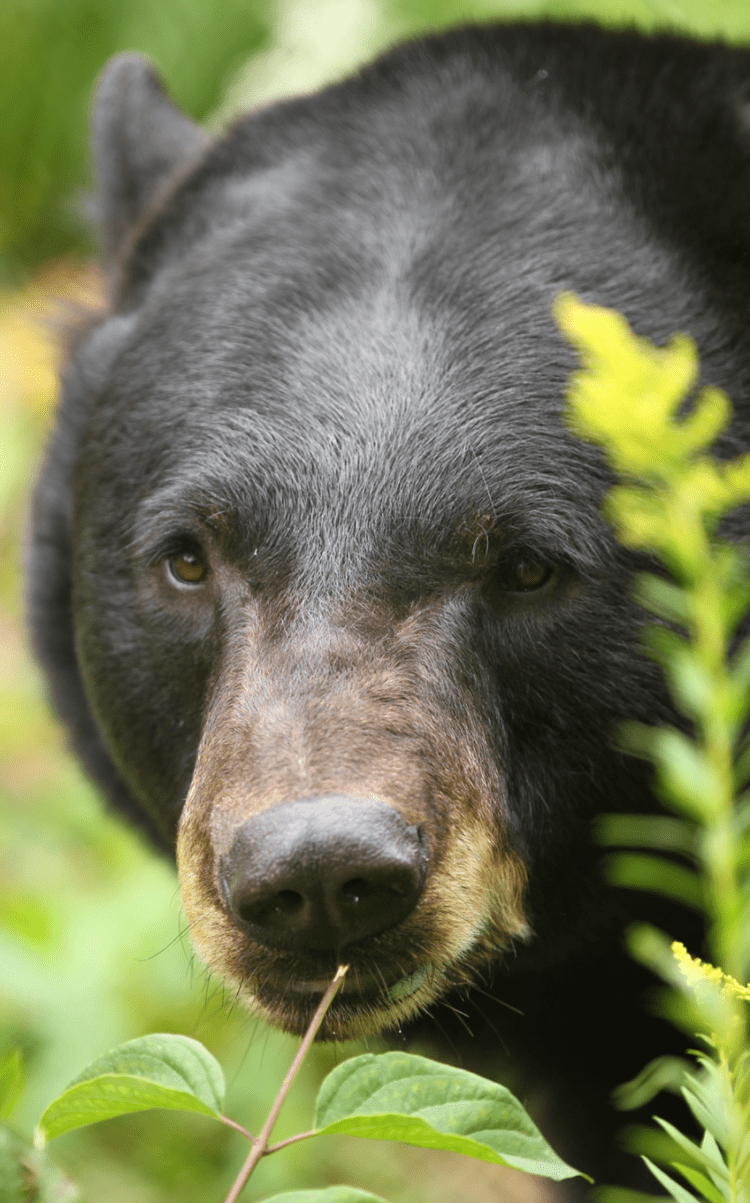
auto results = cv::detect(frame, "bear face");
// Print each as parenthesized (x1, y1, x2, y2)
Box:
(29, 23, 750, 1056)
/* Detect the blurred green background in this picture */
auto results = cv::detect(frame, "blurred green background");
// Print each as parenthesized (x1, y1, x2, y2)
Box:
(1, 0, 749, 1199)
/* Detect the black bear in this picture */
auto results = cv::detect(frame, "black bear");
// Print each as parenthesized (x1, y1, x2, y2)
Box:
(28, 21, 750, 1189)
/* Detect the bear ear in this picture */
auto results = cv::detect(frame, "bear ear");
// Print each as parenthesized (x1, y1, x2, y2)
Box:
(92, 53, 210, 260)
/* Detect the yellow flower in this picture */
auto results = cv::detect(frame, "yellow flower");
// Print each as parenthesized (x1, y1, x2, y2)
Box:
(672, 942, 750, 1002)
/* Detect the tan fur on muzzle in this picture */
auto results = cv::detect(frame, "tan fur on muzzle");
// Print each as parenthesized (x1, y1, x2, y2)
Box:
(177, 597, 531, 1039)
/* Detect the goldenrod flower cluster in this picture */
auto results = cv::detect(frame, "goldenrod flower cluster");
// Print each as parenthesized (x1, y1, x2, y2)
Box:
(672, 942, 750, 1004)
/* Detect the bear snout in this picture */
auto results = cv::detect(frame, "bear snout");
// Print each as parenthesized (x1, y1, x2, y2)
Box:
(174, 601, 531, 1037)
(220, 796, 428, 952)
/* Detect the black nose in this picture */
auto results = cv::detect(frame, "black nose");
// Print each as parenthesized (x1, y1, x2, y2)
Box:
(221, 796, 427, 952)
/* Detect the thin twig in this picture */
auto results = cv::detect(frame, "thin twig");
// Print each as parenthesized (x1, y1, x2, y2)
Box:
(222, 964, 349, 1203)
(219, 1115, 254, 1140)
(265, 1129, 317, 1154)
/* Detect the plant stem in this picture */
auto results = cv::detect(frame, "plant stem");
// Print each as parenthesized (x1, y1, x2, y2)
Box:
(694, 561, 745, 983)
(220, 1116, 254, 1140)
(266, 1129, 317, 1154)
(222, 964, 349, 1203)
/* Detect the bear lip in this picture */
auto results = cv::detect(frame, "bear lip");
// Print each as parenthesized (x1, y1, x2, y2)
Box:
(287, 963, 431, 1002)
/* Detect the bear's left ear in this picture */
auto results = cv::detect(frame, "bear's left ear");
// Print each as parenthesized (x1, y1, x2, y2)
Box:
(92, 53, 210, 261)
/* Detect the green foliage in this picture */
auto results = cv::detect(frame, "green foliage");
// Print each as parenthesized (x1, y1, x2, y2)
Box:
(37, 1034, 225, 1142)
(314, 1051, 580, 1179)
(30, 1026, 582, 1201)
(0, 1122, 81, 1203)
(0, 0, 269, 280)
(556, 292, 750, 1203)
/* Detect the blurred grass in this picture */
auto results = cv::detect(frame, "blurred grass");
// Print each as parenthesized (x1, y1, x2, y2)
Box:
(0, 0, 269, 282)
(2, 0, 750, 1199)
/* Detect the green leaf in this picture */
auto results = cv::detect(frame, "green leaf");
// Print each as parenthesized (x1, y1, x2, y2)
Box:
(672, 1163, 727, 1203)
(654, 1119, 728, 1185)
(733, 743, 750, 794)
(596, 815, 696, 856)
(613, 1056, 689, 1110)
(634, 575, 692, 625)
(263, 1192, 389, 1203)
(662, 653, 719, 728)
(314, 1052, 585, 1181)
(651, 730, 726, 821)
(626, 926, 701, 1012)
(697, 1128, 728, 1193)
(617, 720, 662, 760)
(718, 560, 750, 637)
(731, 636, 750, 697)
(682, 1074, 732, 1152)
(643, 1156, 702, 1203)
(37, 1034, 225, 1142)
(598, 1190, 668, 1203)
(644, 626, 693, 669)
(619, 723, 727, 822)
(602, 854, 705, 911)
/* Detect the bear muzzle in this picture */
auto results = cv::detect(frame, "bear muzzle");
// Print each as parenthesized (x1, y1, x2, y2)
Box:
(175, 609, 531, 1038)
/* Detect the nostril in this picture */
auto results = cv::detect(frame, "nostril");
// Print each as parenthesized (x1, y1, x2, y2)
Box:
(221, 796, 428, 952)
(233, 888, 305, 928)
(275, 889, 303, 914)
(341, 878, 369, 904)
(341, 869, 415, 906)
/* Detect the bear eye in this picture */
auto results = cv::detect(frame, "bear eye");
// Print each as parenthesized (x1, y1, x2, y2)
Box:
(496, 557, 554, 593)
(166, 550, 210, 587)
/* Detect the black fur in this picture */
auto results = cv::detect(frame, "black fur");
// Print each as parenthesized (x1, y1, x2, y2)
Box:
(29, 22, 750, 1189)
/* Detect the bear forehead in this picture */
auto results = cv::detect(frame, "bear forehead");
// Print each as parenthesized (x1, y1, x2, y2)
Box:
(72, 25, 732, 578)
(79, 276, 613, 569)
(91, 121, 701, 500)
(115, 25, 710, 346)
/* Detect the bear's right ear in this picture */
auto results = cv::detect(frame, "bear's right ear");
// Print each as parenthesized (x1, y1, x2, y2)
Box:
(92, 53, 210, 261)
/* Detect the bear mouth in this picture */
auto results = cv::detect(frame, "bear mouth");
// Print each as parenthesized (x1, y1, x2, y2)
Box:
(287, 963, 431, 1002)
(247, 959, 440, 1038)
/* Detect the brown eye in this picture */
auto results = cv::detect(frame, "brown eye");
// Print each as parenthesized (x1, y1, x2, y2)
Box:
(497, 558, 554, 593)
(167, 550, 209, 586)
